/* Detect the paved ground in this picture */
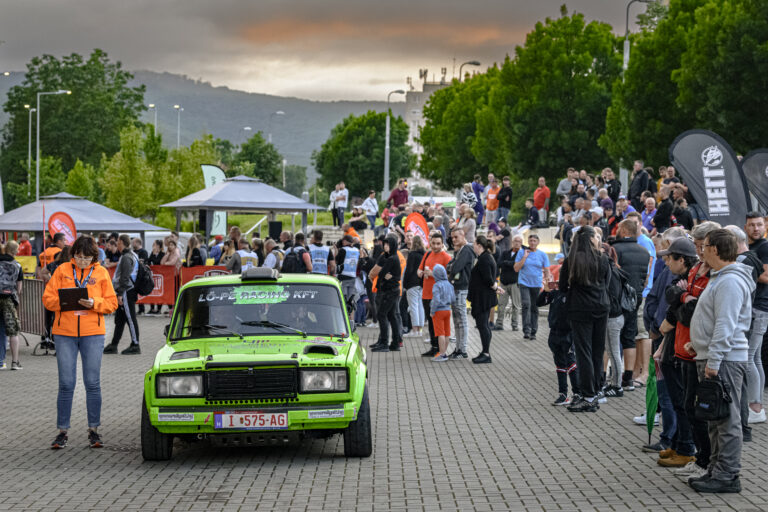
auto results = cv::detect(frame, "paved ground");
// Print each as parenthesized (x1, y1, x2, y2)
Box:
(0, 314, 766, 511)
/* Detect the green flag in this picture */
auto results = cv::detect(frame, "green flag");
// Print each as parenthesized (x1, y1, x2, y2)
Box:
(645, 355, 659, 444)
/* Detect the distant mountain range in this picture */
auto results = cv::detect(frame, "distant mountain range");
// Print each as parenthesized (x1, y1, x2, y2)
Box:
(0, 70, 406, 183)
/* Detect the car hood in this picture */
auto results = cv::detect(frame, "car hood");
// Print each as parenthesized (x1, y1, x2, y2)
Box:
(157, 335, 353, 369)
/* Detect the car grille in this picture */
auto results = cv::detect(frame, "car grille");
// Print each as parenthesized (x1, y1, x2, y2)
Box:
(206, 368, 298, 400)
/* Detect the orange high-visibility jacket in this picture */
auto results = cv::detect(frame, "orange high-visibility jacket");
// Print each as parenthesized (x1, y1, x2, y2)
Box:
(42, 260, 118, 337)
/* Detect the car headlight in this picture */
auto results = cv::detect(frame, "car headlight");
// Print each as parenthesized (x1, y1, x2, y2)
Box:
(156, 374, 203, 397)
(170, 349, 200, 361)
(299, 369, 348, 392)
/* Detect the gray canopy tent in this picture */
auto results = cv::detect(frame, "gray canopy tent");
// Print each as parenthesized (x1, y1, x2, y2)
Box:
(161, 175, 322, 239)
(0, 192, 162, 253)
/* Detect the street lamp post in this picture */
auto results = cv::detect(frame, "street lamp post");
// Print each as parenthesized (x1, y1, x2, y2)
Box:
(282, 158, 287, 188)
(148, 103, 157, 133)
(624, 0, 653, 71)
(174, 104, 183, 149)
(383, 89, 405, 201)
(458, 60, 481, 81)
(25, 104, 36, 197)
(36, 89, 71, 201)
(268, 110, 284, 144)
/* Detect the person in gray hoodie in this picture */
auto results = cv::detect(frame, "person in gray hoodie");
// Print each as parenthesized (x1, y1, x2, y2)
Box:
(430, 264, 454, 362)
(688, 229, 755, 494)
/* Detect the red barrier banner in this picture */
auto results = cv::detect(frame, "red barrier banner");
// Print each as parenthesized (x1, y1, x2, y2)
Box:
(180, 266, 231, 286)
(138, 265, 177, 305)
(105, 264, 179, 305)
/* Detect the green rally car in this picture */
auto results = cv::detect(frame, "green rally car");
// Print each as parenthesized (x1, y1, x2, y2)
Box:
(141, 267, 371, 460)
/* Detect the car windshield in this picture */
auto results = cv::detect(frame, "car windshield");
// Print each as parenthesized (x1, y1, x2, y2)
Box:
(170, 283, 348, 340)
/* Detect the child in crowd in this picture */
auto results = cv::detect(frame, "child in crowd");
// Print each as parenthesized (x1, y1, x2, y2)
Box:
(430, 264, 454, 362)
(538, 279, 579, 405)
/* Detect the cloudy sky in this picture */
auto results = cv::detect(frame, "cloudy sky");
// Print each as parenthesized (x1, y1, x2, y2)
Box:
(0, 0, 642, 101)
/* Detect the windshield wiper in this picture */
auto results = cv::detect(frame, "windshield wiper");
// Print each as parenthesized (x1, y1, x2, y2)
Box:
(181, 323, 243, 340)
(240, 320, 307, 338)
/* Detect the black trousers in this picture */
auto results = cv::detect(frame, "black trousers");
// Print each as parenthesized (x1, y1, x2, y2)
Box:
(376, 290, 402, 346)
(663, 361, 696, 456)
(548, 328, 579, 395)
(681, 358, 711, 468)
(473, 308, 492, 354)
(365, 279, 377, 322)
(423, 298, 437, 348)
(570, 315, 607, 399)
(399, 291, 411, 332)
(111, 289, 140, 346)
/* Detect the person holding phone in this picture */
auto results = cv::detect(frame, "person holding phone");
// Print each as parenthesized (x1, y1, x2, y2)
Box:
(42, 235, 118, 449)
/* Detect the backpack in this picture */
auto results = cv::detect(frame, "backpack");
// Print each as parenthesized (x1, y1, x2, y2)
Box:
(609, 264, 637, 315)
(131, 255, 155, 296)
(281, 247, 308, 273)
(0, 260, 21, 297)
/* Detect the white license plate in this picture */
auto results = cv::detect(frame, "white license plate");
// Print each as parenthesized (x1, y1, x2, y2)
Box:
(214, 411, 288, 430)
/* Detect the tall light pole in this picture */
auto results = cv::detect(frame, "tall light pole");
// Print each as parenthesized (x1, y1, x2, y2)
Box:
(36, 89, 71, 201)
(173, 104, 183, 149)
(383, 89, 405, 201)
(147, 103, 157, 133)
(25, 105, 36, 197)
(282, 158, 287, 188)
(624, 0, 653, 72)
(458, 60, 481, 81)
(242, 126, 252, 145)
(268, 110, 284, 144)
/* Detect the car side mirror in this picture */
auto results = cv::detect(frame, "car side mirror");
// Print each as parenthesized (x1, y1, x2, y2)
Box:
(163, 324, 170, 337)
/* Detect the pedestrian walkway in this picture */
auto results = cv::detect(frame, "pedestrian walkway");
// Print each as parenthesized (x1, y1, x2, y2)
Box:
(0, 317, 765, 511)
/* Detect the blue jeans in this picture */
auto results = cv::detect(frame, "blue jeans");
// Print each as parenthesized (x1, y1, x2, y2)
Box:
(367, 215, 377, 230)
(336, 208, 345, 225)
(56, 335, 105, 429)
(656, 376, 676, 449)
(498, 208, 510, 223)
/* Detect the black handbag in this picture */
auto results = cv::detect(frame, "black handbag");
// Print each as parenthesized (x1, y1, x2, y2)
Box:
(694, 376, 732, 421)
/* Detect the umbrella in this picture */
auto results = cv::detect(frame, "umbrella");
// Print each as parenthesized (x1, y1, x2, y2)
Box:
(645, 355, 659, 444)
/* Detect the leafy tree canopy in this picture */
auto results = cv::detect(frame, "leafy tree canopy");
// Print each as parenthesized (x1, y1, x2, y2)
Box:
(314, 111, 413, 196)
(1, 49, 145, 209)
(233, 132, 282, 183)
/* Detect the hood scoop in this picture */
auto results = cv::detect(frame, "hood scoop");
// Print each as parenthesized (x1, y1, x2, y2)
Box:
(303, 345, 338, 356)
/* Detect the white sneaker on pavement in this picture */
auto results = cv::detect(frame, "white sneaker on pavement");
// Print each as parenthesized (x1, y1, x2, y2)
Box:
(675, 461, 707, 478)
(748, 408, 766, 424)
(633, 412, 660, 425)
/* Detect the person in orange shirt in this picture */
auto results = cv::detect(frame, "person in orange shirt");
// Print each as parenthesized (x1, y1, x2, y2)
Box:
(17, 233, 32, 256)
(39, 233, 66, 268)
(418, 232, 453, 357)
(484, 178, 501, 225)
(42, 235, 118, 450)
(342, 224, 360, 243)
(533, 176, 551, 226)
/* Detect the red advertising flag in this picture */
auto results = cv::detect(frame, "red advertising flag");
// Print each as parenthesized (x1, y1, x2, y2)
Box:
(404, 212, 430, 246)
(48, 211, 77, 245)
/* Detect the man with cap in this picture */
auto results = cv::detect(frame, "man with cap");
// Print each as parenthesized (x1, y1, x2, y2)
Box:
(210, 235, 225, 264)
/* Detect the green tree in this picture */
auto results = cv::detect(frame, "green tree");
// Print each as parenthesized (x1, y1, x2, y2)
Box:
(1, 49, 145, 208)
(313, 111, 413, 196)
(5, 156, 66, 207)
(156, 134, 218, 209)
(65, 159, 98, 201)
(674, 0, 768, 153)
(418, 68, 499, 189)
(213, 138, 236, 169)
(636, 0, 670, 31)
(99, 126, 154, 217)
(600, 0, 703, 167)
(282, 164, 307, 197)
(480, 7, 621, 182)
(233, 132, 282, 183)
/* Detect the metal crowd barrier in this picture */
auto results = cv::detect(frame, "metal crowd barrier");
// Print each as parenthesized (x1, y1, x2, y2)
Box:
(19, 278, 46, 336)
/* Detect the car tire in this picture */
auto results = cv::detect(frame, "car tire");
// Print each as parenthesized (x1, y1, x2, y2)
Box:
(343, 385, 372, 457)
(141, 397, 173, 461)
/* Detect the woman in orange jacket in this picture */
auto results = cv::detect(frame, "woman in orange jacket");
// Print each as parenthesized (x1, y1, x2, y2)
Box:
(42, 235, 118, 450)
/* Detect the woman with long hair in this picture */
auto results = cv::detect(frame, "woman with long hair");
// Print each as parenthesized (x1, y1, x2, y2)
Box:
(184, 236, 203, 267)
(251, 238, 265, 267)
(468, 235, 500, 364)
(558, 226, 611, 412)
(403, 234, 426, 337)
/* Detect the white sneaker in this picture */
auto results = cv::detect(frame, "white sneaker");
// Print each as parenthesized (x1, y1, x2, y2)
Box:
(675, 461, 707, 478)
(431, 353, 448, 362)
(0, 361, 6, 370)
(748, 408, 766, 424)
(367, 322, 378, 329)
(633, 412, 660, 425)
(404, 331, 421, 338)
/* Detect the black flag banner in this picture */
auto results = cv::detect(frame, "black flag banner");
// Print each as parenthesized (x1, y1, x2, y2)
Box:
(669, 130, 751, 227)
(741, 149, 768, 213)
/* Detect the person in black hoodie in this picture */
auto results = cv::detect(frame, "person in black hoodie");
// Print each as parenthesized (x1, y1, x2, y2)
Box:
(369, 236, 402, 352)
(538, 278, 580, 406)
(559, 226, 611, 412)
(468, 236, 500, 364)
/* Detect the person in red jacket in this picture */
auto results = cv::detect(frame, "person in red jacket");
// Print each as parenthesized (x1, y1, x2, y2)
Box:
(387, 179, 410, 208)
(42, 235, 118, 450)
